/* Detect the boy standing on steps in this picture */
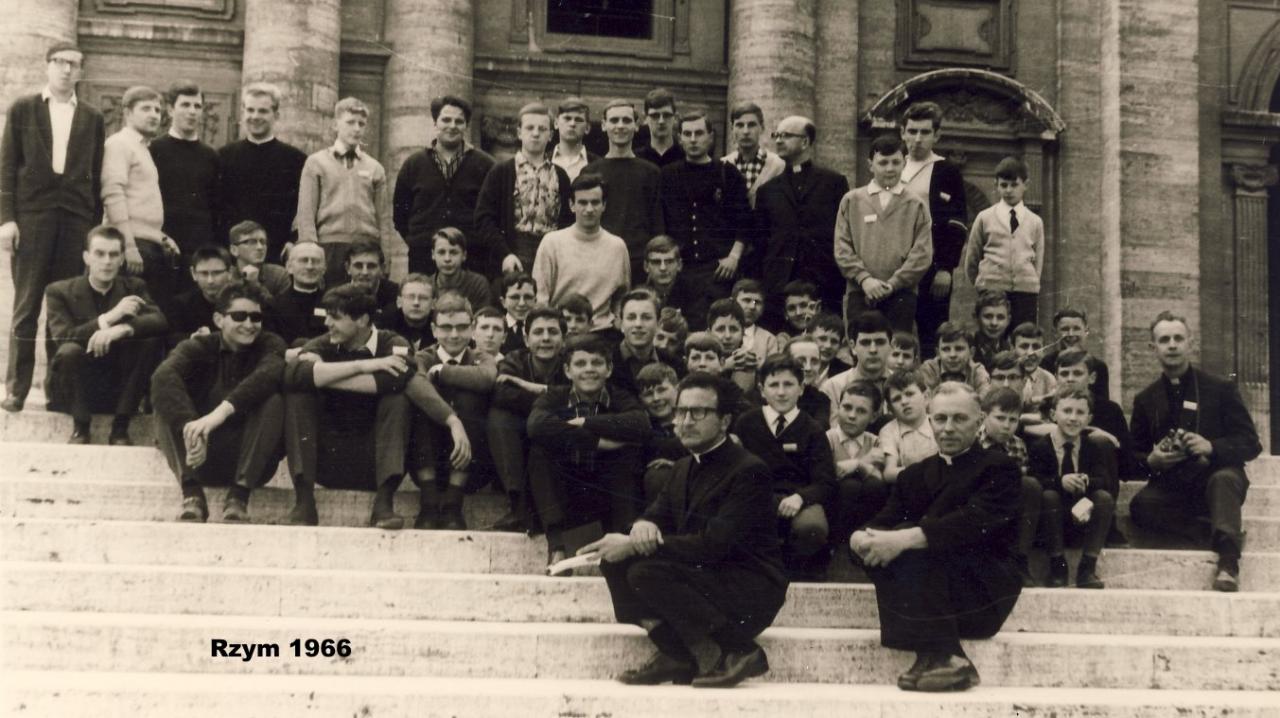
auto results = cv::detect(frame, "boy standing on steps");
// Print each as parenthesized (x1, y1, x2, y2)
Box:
(963, 156, 1044, 329)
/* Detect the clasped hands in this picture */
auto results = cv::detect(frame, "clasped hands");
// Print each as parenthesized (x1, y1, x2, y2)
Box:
(850, 526, 924, 567)
(860, 277, 894, 303)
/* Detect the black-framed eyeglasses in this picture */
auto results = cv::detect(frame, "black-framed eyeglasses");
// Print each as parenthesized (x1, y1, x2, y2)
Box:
(673, 406, 716, 421)
(225, 310, 264, 323)
(771, 131, 806, 140)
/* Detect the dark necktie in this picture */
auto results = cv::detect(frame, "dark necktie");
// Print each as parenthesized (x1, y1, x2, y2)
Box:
(516, 320, 525, 341)
(447, 358, 459, 366)
(1010, 208, 1020, 234)
(774, 414, 787, 437)
(1061, 441, 1075, 476)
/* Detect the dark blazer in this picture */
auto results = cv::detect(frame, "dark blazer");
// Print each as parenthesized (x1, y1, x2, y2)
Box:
(753, 163, 850, 294)
(45, 276, 168, 347)
(868, 445, 1021, 558)
(733, 408, 837, 507)
(493, 349, 568, 416)
(0, 93, 105, 223)
(1027, 432, 1118, 494)
(1129, 367, 1261, 482)
(640, 439, 787, 588)
(473, 157, 573, 274)
(923, 159, 968, 272)
(392, 145, 495, 249)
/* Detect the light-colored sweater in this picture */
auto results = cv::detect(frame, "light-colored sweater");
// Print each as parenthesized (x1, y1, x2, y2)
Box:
(295, 144, 389, 245)
(963, 201, 1044, 293)
(833, 183, 933, 292)
(102, 126, 164, 244)
(532, 225, 631, 331)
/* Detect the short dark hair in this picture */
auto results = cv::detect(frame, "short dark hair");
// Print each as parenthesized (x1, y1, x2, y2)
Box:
(526, 304, 567, 333)
(517, 102, 552, 124)
(621, 289, 660, 316)
(731, 278, 764, 297)
(188, 244, 232, 270)
(1055, 346, 1092, 372)
(885, 369, 928, 398)
(46, 42, 82, 62)
(679, 111, 712, 134)
(935, 321, 972, 347)
(85, 225, 125, 251)
(1054, 307, 1089, 327)
(811, 312, 844, 337)
(990, 350, 1021, 373)
(869, 133, 906, 159)
(166, 80, 202, 106)
(563, 333, 613, 363)
(475, 305, 505, 324)
(602, 99, 638, 120)
(645, 234, 680, 258)
(214, 280, 269, 314)
(431, 95, 472, 122)
(729, 102, 764, 125)
(995, 156, 1029, 182)
(758, 353, 805, 385)
(644, 87, 676, 113)
(637, 362, 679, 391)
(555, 292, 592, 319)
(432, 227, 467, 251)
(557, 97, 590, 117)
(706, 298, 745, 328)
(659, 309, 690, 345)
(498, 271, 537, 296)
(684, 331, 725, 359)
(974, 289, 1011, 318)
(981, 386, 1022, 413)
(782, 280, 818, 301)
(570, 172, 608, 202)
(1053, 384, 1094, 412)
(890, 332, 920, 355)
(849, 310, 893, 341)
(322, 283, 377, 321)
(1010, 322, 1045, 342)
(1148, 310, 1190, 337)
(841, 380, 884, 413)
(401, 273, 434, 293)
(677, 372, 732, 415)
(345, 239, 385, 267)
(432, 290, 474, 320)
(900, 101, 944, 131)
(228, 220, 267, 245)
(122, 85, 162, 111)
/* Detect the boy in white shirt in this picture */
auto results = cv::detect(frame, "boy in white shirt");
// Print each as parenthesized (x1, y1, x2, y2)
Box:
(878, 370, 937, 482)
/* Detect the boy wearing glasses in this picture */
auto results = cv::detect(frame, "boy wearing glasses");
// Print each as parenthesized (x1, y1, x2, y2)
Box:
(152, 281, 285, 523)
(168, 245, 234, 346)
(228, 220, 289, 297)
(636, 88, 685, 168)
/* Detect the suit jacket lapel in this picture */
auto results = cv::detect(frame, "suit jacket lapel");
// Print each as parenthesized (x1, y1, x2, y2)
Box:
(684, 448, 736, 525)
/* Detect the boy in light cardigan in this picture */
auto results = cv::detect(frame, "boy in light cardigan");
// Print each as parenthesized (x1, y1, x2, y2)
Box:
(833, 134, 933, 335)
(963, 156, 1044, 329)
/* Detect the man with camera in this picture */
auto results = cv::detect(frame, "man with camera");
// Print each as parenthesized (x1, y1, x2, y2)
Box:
(1128, 311, 1261, 592)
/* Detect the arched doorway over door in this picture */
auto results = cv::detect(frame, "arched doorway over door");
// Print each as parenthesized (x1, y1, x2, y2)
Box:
(861, 68, 1065, 324)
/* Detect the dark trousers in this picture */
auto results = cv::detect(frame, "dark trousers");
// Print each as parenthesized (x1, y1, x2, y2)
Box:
(1129, 467, 1249, 559)
(134, 239, 178, 319)
(680, 260, 733, 332)
(1007, 291, 1038, 331)
(283, 390, 408, 490)
(844, 287, 917, 336)
(776, 497, 829, 557)
(1041, 488, 1116, 556)
(320, 242, 351, 289)
(48, 338, 161, 423)
(406, 236, 436, 276)
(1017, 475, 1042, 556)
(915, 269, 952, 358)
(601, 556, 787, 656)
(527, 443, 642, 535)
(155, 394, 284, 488)
(832, 476, 890, 548)
(407, 399, 491, 488)
(863, 548, 1021, 656)
(6, 210, 92, 400)
(487, 406, 529, 493)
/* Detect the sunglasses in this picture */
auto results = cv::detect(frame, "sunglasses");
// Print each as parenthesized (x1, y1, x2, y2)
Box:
(225, 311, 264, 323)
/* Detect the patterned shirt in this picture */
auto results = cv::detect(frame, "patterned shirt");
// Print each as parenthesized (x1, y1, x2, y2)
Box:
(431, 141, 465, 182)
(733, 147, 768, 191)
(978, 425, 1029, 475)
(514, 151, 561, 234)
(879, 418, 938, 470)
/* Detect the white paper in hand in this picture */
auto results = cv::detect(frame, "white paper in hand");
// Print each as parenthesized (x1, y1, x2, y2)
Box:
(547, 552, 601, 576)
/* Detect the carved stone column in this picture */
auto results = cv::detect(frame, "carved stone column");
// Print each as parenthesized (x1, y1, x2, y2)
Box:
(1229, 163, 1277, 452)
(241, 0, 341, 153)
(814, 0, 857, 177)
(728, 0, 817, 137)
(1, 0, 78, 136)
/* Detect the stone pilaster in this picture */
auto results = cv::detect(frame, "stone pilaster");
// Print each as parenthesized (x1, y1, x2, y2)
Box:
(1, 0, 78, 136)
(1228, 163, 1277, 452)
(728, 0, 817, 137)
(814, 0, 857, 178)
(381, 0, 473, 175)
(241, 0, 341, 154)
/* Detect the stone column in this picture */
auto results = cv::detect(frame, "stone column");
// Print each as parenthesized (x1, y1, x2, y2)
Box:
(381, 0, 474, 175)
(1, 0, 78, 136)
(814, 0, 857, 178)
(241, 0, 341, 154)
(728, 0, 817, 139)
(1229, 163, 1276, 453)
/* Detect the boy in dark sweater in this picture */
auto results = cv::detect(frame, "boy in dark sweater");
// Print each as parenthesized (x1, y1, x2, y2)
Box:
(151, 81, 218, 259)
(168, 245, 233, 346)
(429, 226, 491, 312)
(734, 354, 838, 579)
(382, 273, 436, 351)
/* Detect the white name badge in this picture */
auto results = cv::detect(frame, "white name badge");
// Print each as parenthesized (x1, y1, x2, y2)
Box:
(392, 346, 409, 357)
(940, 191, 952, 202)
(863, 215, 877, 224)
(313, 308, 327, 317)
(1183, 400, 1198, 411)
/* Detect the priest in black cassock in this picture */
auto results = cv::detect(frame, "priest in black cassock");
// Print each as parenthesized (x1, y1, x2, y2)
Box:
(851, 381, 1022, 692)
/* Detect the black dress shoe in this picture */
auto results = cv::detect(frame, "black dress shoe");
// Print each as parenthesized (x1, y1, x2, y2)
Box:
(370, 503, 404, 530)
(1213, 559, 1240, 593)
(691, 645, 769, 688)
(286, 498, 319, 526)
(108, 429, 132, 446)
(1047, 555, 1069, 588)
(68, 424, 91, 445)
(897, 652, 939, 690)
(439, 502, 466, 531)
(222, 497, 250, 523)
(414, 505, 441, 530)
(2, 396, 23, 412)
(912, 654, 980, 692)
(1076, 561, 1104, 589)
(616, 652, 696, 685)
(178, 495, 208, 523)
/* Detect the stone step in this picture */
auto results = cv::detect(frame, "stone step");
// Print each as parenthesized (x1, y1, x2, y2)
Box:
(6, 560, 1279, 638)
(5, 611, 1278, 690)
(7, 672, 1278, 718)
(7, 517, 1280, 591)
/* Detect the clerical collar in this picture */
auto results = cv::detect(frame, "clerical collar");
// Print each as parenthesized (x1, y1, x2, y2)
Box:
(789, 160, 812, 174)
(691, 437, 729, 463)
(1161, 365, 1193, 386)
(937, 446, 973, 466)
(246, 135, 276, 145)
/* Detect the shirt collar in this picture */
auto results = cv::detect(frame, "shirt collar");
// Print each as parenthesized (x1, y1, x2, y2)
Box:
(619, 341, 655, 362)
(691, 436, 729, 463)
(246, 135, 276, 145)
(437, 345, 466, 364)
(868, 180, 905, 196)
(515, 150, 548, 169)
(1051, 427, 1082, 451)
(789, 159, 811, 173)
(997, 199, 1025, 214)
(937, 446, 972, 465)
(1161, 365, 1194, 387)
(552, 143, 587, 162)
(333, 140, 360, 158)
(569, 385, 611, 408)
(761, 405, 801, 431)
(41, 87, 77, 106)
(363, 330, 379, 355)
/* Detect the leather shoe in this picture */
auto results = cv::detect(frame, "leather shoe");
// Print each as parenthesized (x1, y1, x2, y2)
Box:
(178, 495, 208, 523)
(1213, 566, 1240, 593)
(440, 502, 466, 531)
(912, 654, 980, 692)
(1105, 525, 1130, 547)
(616, 651, 696, 685)
(68, 424, 91, 445)
(286, 497, 319, 526)
(222, 497, 250, 523)
(1, 396, 23, 413)
(1046, 556, 1069, 588)
(108, 429, 132, 446)
(1076, 565, 1104, 589)
(488, 508, 523, 532)
(897, 652, 939, 690)
(370, 483, 404, 530)
(414, 505, 441, 530)
(691, 645, 769, 688)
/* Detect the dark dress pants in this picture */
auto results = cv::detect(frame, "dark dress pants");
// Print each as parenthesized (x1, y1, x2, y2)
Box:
(1129, 467, 1250, 559)
(7, 210, 92, 400)
(845, 287, 917, 337)
(283, 390, 408, 491)
(601, 555, 787, 655)
(1007, 291, 1038, 332)
(915, 268, 952, 358)
(48, 337, 162, 423)
(487, 406, 529, 494)
(863, 548, 1021, 656)
(527, 443, 642, 534)
(832, 476, 890, 549)
(155, 393, 285, 488)
(679, 260, 732, 332)
(134, 239, 178, 319)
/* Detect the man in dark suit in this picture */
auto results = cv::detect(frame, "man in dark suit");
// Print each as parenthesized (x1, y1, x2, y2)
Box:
(754, 115, 850, 331)
(1, 42, 106, 412)
(1128, 311, 1262, 592)
(45, 226, 168, 444)
(851, 381, 1022, 692)
(899, 102, 967, 358)
(584, 372, 788, 688)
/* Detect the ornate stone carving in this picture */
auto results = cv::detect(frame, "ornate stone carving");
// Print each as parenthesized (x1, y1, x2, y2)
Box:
(863, 69, 1066, 139)
(86, 85, 237, 146)
(94, 0, 235, 20)
(1229, 163, 1279, 192)
(897, 0, 1013, 70)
